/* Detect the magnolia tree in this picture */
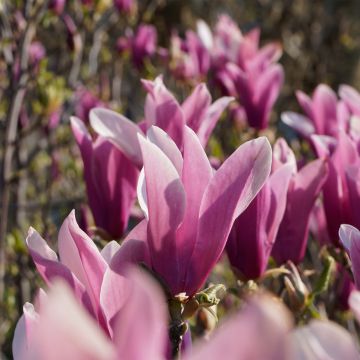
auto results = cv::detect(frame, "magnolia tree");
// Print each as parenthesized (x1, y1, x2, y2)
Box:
(2, 0, 360, 359)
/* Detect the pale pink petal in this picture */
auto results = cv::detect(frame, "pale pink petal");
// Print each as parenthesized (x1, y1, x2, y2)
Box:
(187, 294, 292, 360)
(90, 108, 144, 167)
(139, 135, 186, 293)
(289, 320, 359, 359)
(112, 267, 168, 359)
(13, 303, 39, 360)
(101, 241, 121, 264)
(58, 210, 107, 321)
(176, 126, 213, 292)
(281, 111, 315, 138)
(339, 84, 360, 116)
(349, 290, 360, 322)
(32, 281, 116, 360)
(147, 126, 183, 175)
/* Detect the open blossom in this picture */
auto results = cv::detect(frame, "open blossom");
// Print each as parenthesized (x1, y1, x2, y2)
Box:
(126, 125, 272, 296)
(71, 118, 139, 239)
(271, 139, 328, 264)
(282, 84, 350, 138)
(226, 162, 293, 280)
(90, 76, 233, 157)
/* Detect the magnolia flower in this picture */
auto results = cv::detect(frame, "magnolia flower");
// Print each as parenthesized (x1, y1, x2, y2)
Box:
(71, 118, 139, 239)
(282, 84, 349, 138)
(90, 76, 233, 157)
(13, 267, 167, 360)
(127, 125, 272, 296)
(14, 278, 292, 360)
(271, 139, 328, 264)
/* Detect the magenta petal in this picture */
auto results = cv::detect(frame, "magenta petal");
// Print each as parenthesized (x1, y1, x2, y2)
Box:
(296, 90, 314, 121)
(90, 108, 144, 167)
(139, 134, 186, 293)
(182, 83, 211, 132)
(273, 159, 328, 264)
(142, 77, 185, 148)
(101, 241, 121, 264)
(196, 96, 234, 147)
(58, 210, 107, 321)
(176, 127, 213, 291)
(253, 63, 284, 129)
(112, 268, 168, 359)
(185, 137, 272, 295)
(312, 84, 338, 135)
(227, 164, 292, 279)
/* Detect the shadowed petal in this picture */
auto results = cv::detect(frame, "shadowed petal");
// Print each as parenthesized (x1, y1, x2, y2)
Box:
(185, 137, 272, 295)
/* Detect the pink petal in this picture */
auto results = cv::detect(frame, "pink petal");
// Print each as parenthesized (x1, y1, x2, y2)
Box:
(112, 267, 168, 359)
(100, 241, 121, 264)
(197, 96, 234, 147)
(312, 84, 338, 135)
(273, 159, 328, 264)
(26, 227, 92, 312)
(90, 108, 144, 167)
(339, 84, 360, 116)
(147, 126, 183, 175)
(58, 210, 107, 322)
(176, 126, 213, 291)
(142, 77, 185, 148)
(185, 137, 272, 295)
(12, 303, 39, 360)
(290, 320, 359, 359)
(32, 281, 116, 360)
(295, 90, 314, 121)
(181, 83, 211, 132)
(139, 135, 186, 293)
(187, 294, 292, 360)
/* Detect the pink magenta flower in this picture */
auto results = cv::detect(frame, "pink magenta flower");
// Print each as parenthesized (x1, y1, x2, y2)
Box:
(71, 118, 139, 239)
(282, 84, 350, 138)
(226, 162, 293, 279)
(271, 138, 328, 264)
(90, 76, 233, 156)
(126, 125, 272, 295)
